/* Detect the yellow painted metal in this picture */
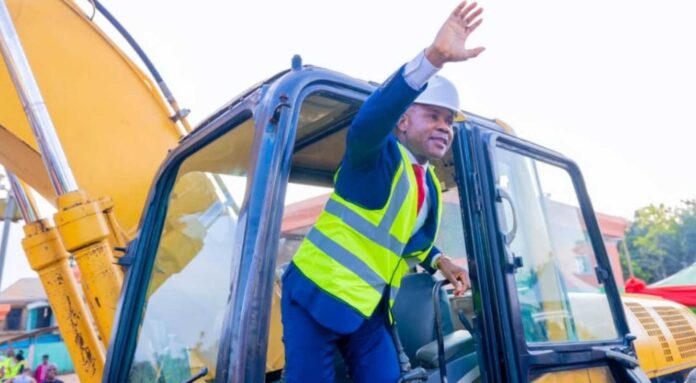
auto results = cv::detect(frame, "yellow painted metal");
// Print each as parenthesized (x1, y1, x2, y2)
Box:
(623, 294, 696, 379)
(54, 190, 123, 345)
(97, 197, 128, 253)
(188, 350, 215, 381)
(0, 0, 182, 237)
(266, 283, 285, 372)
(0, 125, 53, 201)
(146, 172, 218, 293)
(22, 219, 104, 383)
(494, 118, 517, 136)
(532, 366, 615, 382)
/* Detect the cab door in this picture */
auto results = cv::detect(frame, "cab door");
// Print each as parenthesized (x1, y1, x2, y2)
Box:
(103, 92, 262, 383)
(458, 123, 650, 383)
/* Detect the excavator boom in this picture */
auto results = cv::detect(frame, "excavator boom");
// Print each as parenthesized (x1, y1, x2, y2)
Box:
(0, 0, 181, 236)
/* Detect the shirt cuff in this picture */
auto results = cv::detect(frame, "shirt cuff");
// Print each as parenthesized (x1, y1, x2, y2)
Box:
(403, 50, 441, 90)
(430, 252, 443, 270)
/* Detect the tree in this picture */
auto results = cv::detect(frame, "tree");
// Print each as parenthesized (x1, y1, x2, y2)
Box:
(621, 199, 696, 284)
(677, 200, 696, 266)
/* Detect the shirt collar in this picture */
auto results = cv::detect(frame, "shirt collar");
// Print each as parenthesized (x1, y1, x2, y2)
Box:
(403, 145, 429, 169)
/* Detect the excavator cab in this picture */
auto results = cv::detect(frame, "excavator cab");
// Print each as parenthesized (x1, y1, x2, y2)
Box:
(104, 60, 649, 383)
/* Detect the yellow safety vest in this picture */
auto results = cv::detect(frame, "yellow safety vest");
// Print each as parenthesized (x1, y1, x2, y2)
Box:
(2, 357, 22, 379)
(293, 143, 443, 318)
(2, 357, 12, 375)
(9, 359, 25, 377)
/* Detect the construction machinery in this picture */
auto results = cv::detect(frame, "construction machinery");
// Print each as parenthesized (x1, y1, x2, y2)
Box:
(0, 1, 695, 382)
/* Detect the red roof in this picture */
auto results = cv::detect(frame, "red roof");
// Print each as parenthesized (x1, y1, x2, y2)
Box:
(595, 212, 627, 238)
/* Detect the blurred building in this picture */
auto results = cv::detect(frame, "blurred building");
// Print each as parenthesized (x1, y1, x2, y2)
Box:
(0, 278, 74, 374)
(278, 193, 627, 290)
(545, 200, 627, 290)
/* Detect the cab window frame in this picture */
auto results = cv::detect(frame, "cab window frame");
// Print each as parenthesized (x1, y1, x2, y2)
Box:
(477, 130, 633, 378)
(105, 97, 258, 383)
(289, 84, 370, 183)
(272, 85, 493, 380)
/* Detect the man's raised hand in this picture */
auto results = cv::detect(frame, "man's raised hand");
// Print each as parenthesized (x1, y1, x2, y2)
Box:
(425, 1, 485, 67)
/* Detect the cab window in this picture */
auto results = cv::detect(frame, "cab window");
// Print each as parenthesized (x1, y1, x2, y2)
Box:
(494, 146, 619, 344)
(128, 118, 254, 382)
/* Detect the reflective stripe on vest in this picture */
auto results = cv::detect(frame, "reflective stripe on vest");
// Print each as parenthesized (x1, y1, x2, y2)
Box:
(306, 229, 386, 294)
(322, 164, 410, 256)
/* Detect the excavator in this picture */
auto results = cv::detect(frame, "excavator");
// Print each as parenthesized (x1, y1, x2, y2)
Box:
(1, 1, 695, 382)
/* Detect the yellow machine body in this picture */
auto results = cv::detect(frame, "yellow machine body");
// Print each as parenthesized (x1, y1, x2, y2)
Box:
(533, 366, 616, 383)
(623, 294, 696, 379)
(54, 190, 123, 345)
(0, 0, 181, 236)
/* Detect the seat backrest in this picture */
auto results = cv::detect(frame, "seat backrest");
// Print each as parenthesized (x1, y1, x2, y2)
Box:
(392, 273, 438, 363)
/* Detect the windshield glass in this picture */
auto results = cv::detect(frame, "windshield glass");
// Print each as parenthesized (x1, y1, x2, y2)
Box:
(128, 118, 254, 382)
(494, 145, 619, 344)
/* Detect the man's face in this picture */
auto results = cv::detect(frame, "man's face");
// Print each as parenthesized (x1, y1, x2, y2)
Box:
(42, 356, 48, 364)
(46, 366, 57, 379)
(397, 104, 454, 163)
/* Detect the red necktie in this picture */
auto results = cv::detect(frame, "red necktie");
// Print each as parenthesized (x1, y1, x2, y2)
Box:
(412, 164, 425, 213)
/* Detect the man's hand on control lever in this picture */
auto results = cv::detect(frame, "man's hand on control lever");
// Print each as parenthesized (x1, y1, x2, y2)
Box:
(437, 255, 471, 296)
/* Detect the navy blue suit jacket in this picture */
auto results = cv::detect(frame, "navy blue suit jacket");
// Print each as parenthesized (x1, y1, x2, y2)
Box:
(283, 65, 442, 334)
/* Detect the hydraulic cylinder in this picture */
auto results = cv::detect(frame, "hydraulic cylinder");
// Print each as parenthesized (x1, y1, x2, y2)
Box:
(23, 219, 105, 383)
(55, 190, 123, 345)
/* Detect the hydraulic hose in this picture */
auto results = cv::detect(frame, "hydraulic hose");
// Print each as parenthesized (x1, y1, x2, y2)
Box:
(92, 0, 192, 131)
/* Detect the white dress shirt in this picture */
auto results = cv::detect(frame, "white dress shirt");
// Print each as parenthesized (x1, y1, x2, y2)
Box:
(403, 50, 441, 90)
(401, 50, 443, 268)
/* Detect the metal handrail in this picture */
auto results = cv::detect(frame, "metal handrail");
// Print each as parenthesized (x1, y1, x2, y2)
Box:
(0, 326, 58, 347)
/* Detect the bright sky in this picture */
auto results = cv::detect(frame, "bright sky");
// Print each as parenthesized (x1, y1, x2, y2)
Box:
(92, 0, 694, 219)
(2, 1, 695, 288)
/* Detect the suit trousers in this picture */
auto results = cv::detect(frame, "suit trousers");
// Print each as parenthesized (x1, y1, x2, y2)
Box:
(281, 293, 400, 383)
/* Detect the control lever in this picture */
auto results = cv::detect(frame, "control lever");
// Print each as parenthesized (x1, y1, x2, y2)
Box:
(457, 309, 475, 335)
(389, 320, 412, 373)
(592, 346, 639, 369)
(433, 280, 450, 383)
(388, 299, 425, 382)
(183, 367, 208, 383)
(592, 346, 650, 383)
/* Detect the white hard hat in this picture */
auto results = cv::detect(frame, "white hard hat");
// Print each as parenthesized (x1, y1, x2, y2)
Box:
(414, 75, 465, 122)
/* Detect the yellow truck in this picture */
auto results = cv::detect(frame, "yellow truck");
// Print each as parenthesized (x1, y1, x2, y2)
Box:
(0, 1, 695, 382)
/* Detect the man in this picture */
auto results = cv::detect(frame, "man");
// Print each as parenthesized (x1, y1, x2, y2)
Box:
(41, 365, 62, 383)
(1, 350, 25, 382)
(33, 355, 49, 383)
(281, 1, 485, 382)
(0, 349, 15, 380)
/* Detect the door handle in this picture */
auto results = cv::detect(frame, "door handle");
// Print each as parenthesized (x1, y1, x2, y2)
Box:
(496, 188, 517, 246)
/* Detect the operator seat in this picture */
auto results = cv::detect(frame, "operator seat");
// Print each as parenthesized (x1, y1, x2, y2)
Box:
(392, 272, 475, 369)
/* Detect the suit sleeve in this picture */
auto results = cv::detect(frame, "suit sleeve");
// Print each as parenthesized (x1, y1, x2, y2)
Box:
(345, 65, 424, 168)
(419, 246, 441, 274)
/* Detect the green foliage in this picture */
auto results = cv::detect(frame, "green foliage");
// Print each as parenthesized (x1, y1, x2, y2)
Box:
(621, 199, 696, 283)
(619, 247, 650, 282)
